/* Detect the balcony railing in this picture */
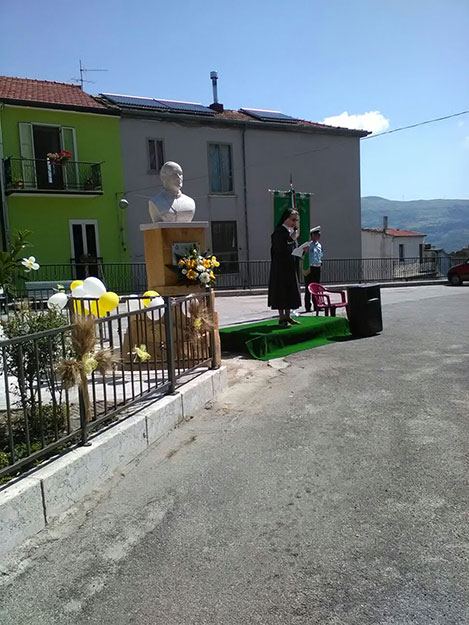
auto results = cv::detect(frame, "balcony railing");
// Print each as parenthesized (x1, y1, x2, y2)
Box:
(3, 157, 103, 194)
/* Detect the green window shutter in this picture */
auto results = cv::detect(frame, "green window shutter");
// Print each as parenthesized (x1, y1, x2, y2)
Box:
(60, 127, 78, 189)
(18, 122, 36, 187)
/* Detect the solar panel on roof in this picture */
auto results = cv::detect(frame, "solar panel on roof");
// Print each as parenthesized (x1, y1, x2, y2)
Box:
(156, 99, 216, 115)
(102, 94, 167, 110)
(102, 94, 216, 115)
(240, 108, 298, 123)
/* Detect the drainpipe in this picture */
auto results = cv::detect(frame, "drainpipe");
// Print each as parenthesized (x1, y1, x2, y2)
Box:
(242, 125, 250, 263)
(0, 104, 10, 250)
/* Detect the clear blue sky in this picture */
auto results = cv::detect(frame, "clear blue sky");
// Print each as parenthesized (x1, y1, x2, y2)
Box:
(1, 0, 468, 200)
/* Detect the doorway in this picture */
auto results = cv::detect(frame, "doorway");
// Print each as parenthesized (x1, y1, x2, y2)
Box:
(69, 220, 101, 279)
(33, 126, 64, 190)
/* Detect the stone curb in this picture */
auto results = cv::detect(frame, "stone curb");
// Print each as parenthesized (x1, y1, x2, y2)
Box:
(215, 279, 448, 297)
(0, 367, 227, 559)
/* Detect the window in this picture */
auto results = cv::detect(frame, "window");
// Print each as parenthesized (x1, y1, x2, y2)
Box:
(399, 243, 404, 261)
(211, 221, 239, 273)
(147, 139, 164, 173)
(208, 144, 233, 193)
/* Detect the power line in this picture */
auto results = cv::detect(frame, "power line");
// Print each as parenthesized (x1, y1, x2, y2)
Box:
(362, 110, 469, 140)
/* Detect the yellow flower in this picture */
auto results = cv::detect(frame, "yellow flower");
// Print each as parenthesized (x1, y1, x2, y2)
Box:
(186, 269, 197, 280)
(209, 272, 215, 281)
(178, 259, 186, 267)
(132, 344, 151, 362)
(83, 354, 98, 374)
(211, 255, 217, 262)
(187, 259, 196, 268)
(213, 261, 220, 268)
(203, 259, 211, 269)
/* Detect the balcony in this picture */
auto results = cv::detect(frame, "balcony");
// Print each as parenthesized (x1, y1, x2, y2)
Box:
(3, 157, 103, 196)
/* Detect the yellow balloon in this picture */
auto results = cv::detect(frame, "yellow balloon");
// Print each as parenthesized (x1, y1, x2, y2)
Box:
(70, 280, 83, 292)
(98, 291, 119, 313)
(87, 300, 102, 317)
(142, 290, 159, 307)
(73, 299, 84, 315)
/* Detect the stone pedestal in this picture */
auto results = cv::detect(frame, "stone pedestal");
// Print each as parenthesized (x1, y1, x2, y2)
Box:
(127, 221, 221, 369)
(140, 221, 208, 295)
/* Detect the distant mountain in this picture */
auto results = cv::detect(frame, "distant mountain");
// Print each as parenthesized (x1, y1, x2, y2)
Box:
(361, 197, 469, 253)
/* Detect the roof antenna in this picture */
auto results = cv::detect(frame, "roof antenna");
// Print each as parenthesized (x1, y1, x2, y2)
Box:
(71, 60, 108, 89)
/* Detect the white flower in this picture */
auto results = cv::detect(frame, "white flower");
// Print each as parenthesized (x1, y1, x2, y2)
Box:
(196, 265, 205, 273)
(21, 256, 40, 272)
(182, 269, 187, 275)
(199, 272, 211, 284)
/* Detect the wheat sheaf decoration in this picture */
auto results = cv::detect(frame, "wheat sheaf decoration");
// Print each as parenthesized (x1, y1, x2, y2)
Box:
(185, 299, 214, 344)
(57, 316, 120, 422)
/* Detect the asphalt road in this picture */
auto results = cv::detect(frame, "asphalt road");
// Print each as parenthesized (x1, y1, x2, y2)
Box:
(1, 285, 468, 624)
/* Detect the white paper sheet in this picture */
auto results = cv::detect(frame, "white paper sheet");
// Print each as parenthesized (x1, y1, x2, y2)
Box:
(291, 243, 309, 258)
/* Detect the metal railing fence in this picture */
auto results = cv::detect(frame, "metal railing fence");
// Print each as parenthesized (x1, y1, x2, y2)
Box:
(0, 292, 215, 480)
(3, 157, 103, 193)
(0, 255, 457, 321)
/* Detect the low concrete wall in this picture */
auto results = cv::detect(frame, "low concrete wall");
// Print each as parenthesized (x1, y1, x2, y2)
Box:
(0, 367, 227, 559)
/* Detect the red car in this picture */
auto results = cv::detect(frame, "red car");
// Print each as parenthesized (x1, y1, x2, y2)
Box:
(447, 259, 469, 285)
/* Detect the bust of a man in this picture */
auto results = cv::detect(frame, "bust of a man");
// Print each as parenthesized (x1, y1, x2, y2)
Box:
(148, 161, 196, 223)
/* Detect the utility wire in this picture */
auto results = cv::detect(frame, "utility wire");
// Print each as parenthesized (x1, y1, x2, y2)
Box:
(362, 110, 469, 140)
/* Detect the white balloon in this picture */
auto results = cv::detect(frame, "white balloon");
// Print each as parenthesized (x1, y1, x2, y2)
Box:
(127, 295, 141, 312)
(47, 292, 68, 311)
(146, 296, 165, 319)
(83, 277, 106, 298)
(71, 285, 87, 299)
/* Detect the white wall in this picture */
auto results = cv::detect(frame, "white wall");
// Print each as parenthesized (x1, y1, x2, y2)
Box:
(392, 236, 425, 258)
(362, 230, 393, 258)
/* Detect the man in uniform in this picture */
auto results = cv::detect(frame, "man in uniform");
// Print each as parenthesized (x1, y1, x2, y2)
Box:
(303, 226, 323, 313)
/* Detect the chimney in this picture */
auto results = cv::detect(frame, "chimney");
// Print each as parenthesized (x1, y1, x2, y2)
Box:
(382, 215, 388, 232)
(209, 71, 224, 112)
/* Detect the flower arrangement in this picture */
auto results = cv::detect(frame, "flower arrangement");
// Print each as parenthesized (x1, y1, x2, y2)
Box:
(47, 150, 73, 165)
(174, 247, 220, 287)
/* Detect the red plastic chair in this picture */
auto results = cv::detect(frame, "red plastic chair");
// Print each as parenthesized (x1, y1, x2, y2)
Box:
(307, 283, 348, 316)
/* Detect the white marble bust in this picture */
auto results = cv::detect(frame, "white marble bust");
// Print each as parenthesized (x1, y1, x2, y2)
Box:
(148, 161, 196, 223)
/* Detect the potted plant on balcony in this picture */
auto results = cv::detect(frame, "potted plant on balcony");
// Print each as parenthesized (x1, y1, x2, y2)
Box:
(47, 150, 73, 165)
(13, 178, 24, 190)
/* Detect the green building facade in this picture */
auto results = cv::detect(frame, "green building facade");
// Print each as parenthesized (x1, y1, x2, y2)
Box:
(0, 78, 128, 278)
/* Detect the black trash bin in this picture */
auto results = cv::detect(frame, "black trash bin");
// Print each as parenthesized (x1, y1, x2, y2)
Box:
(346, 284, 383, 337)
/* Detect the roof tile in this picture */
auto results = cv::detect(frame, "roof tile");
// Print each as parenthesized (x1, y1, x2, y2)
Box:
(362, 227, 426, 237)
(0, 76, 106, 110)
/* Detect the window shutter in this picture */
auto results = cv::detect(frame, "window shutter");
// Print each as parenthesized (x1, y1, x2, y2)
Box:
(61, 127, 78, 189)
(18, 123, 36, 187)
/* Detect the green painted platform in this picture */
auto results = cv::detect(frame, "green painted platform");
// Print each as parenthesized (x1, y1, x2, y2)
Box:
(220, 316, 351, 360)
